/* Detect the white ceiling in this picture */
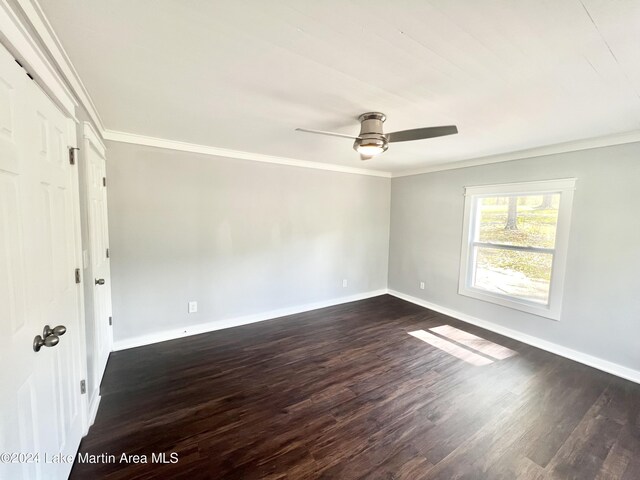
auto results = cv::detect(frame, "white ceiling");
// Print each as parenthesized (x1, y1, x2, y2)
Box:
(39, 0, 640, 173)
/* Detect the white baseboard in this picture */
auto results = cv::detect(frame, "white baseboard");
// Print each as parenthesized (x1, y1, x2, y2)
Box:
(113, 289, 388, 351)
(84, 391, 101, 435)
(388, 289, 640, 384)
(95, 351, 109, 389)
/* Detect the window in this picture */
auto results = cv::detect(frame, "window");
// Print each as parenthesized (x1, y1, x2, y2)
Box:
(458, 179, 576, 320)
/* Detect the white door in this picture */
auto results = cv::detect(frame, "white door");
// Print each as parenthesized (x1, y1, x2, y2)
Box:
(84, 127, 112, 383)
(0, 45, 85, 479)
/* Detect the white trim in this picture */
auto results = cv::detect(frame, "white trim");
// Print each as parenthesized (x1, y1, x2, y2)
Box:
(66, 116, 78, 148)
(103, 130, 393, 178)
(101, 127, 640, 180)
(392, 130, 640, 178)
(83, 121, 106, 157)
(14, 0, 106, 134)
(81, 122, 113, 423)
(65, 103, 92, 441)
(463, 178, 577, 197)
(0, 0, 76, 116)
(86, 392, 101, 433)
(388, 289, 640, 384)
(113, 289, 387, 351)
(458, 178, 576, 320)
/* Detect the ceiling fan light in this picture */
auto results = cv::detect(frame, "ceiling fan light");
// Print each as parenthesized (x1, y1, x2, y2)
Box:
(357, 144, 385, 156)
(354, 135, 388, 156)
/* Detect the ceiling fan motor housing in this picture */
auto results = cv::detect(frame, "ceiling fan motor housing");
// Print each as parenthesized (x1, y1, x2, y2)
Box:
(353, 112, 389, 153)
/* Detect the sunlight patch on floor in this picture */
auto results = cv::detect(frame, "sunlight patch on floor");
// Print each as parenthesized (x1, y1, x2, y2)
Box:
(408, 329, 493, 366)
(429, 325, 517, 360)
(408, 326, 518, 366)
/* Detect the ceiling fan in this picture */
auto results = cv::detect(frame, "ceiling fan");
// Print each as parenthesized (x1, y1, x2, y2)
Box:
(296, 112, 458, 160)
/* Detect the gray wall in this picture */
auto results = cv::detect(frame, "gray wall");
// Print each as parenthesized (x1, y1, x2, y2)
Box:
(106, 141, 391, 344)
(389, 142, 640, 370)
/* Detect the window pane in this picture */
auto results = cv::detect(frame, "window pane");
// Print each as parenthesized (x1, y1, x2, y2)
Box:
(476, 194, 560, 248)
(473, 247, 553, 304)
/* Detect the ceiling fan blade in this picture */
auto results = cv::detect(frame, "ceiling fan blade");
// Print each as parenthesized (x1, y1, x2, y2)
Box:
(295, 128, 360, 140)
(386, 125, 458, 143)
(360, 154, 374, 161)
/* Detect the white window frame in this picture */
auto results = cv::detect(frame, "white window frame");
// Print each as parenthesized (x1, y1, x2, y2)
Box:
(458, 178, 576, 320)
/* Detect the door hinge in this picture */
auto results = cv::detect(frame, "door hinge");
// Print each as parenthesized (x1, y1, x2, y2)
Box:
(108, 316, 112, 326)
(80, 380, 86, 395)
(102, 176, 106, 187)
(69, 147, 79, 165)
(75, 268, 81, 284)
(106, 247, 110, 258)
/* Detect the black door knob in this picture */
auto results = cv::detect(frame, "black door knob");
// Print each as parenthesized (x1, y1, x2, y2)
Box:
(95, 278, 105, 285)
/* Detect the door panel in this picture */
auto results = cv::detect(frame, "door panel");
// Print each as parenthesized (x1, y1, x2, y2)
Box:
(17, 379, 41, 480)
(0, 44, 84, 480)
(0, 173, 26, 334)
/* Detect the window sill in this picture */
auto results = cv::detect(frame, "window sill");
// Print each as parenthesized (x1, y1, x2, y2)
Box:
(458, 285, 561, 320)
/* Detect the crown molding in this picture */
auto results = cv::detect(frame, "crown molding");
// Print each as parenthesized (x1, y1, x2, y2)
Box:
(103, 130, 393, 178)
(392, 129, 640, 178)
(104, 127, 640, 179)
(14, 0, 105, 134)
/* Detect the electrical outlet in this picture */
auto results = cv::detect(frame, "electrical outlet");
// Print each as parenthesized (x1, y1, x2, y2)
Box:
(188, 301, 198, 313)
(342, 279, 348, 288)
(420, 281, 425, 290)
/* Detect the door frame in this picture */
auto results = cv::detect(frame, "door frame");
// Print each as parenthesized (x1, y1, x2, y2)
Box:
(1, 0, 92, 436)
(82, 120, 113, 423)
(68, 114, 91, 436)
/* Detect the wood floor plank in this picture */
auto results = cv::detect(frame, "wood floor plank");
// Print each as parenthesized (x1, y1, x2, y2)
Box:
(544, 390, 624, 479)
(595, 441, 633, 480)
(70, 295, 640, 479)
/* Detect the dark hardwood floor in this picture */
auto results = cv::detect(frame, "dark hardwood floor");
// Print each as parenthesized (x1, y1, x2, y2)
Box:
(71, 295, 640, 479)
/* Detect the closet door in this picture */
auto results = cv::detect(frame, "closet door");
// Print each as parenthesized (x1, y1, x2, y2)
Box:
(0, 44, 84, 480)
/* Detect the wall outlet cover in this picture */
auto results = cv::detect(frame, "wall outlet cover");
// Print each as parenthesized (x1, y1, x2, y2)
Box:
(188, 301, 198, 313)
